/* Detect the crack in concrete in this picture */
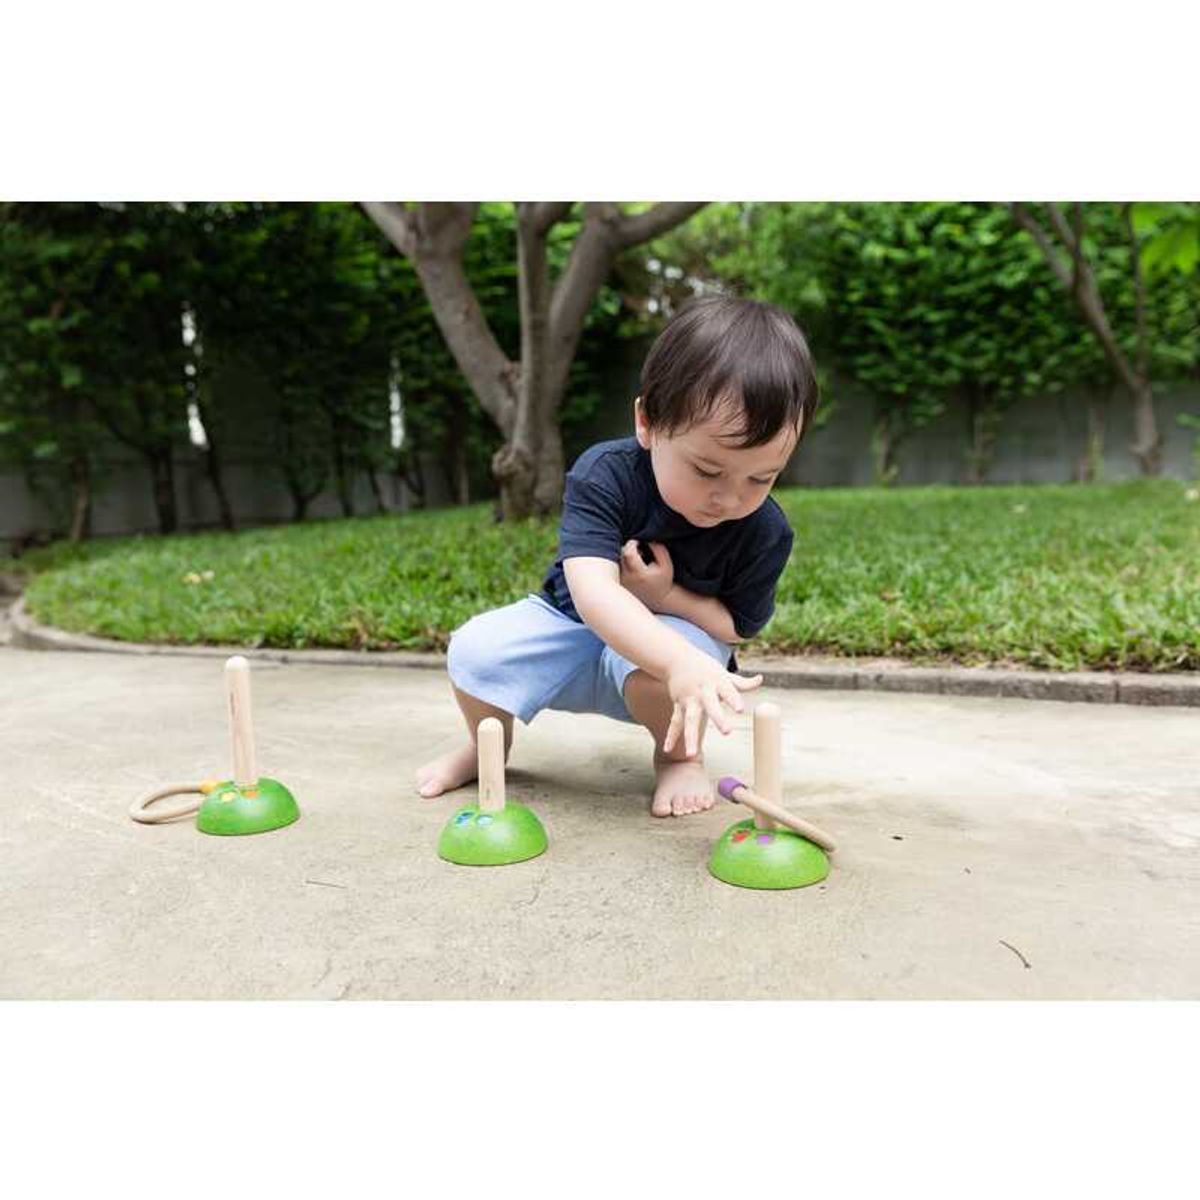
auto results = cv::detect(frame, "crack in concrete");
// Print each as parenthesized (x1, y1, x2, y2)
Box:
(514, 872, 549, 908)
(999, 939, 1032, 969)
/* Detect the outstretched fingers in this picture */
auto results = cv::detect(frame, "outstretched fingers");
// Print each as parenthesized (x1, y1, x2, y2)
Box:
(665, 674, 765, 757)
(702, 686, 732, 736)
(714, 673, 762, 718)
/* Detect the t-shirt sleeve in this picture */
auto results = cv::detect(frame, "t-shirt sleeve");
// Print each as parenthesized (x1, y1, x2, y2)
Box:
(557, 471, 628, 563)
(722, 522, 794, 639)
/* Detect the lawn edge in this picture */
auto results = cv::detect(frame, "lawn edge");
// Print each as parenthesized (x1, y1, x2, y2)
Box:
(11, 597, 1199, 708)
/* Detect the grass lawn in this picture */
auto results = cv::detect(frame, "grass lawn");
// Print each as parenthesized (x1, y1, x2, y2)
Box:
(11, 479, 1200, 671)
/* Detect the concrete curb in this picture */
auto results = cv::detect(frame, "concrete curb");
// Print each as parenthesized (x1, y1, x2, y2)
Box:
(8, 597, 446, 670)
(10, 596, 1200, 708)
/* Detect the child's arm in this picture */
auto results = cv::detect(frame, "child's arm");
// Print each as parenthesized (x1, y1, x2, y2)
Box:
(564, 556, 761, 756)
(617, 539, 740, 644)
(651, 586, 739, 644)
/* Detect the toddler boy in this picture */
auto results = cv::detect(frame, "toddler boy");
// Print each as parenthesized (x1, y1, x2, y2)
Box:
(415, 295, 818, 816)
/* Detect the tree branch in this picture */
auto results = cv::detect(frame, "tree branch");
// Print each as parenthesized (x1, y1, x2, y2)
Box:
(365, 201, 519, 438)
(544, 203, 625, 391)
(1011, 203, 1072, 289)
(1043, 203, 1077, 253)
(545, 202, 706, 397)
(1045, 203, 1085, 293)
(531, 202, 574, 236)
(361, 201, 417, 258)
(514, 203, 553, 450)
(1015, 203, 1144, 403)
(414, 202, 478, 250)
(613, 201, 708, 248)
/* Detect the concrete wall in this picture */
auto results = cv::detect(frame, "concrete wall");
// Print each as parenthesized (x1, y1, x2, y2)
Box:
(782, 380, 1200, 488)
(0, 443, 456, 549)
(575, 341, 1200, 488)
(0, 354, 458, 549)
(4, 370, 1199, 550)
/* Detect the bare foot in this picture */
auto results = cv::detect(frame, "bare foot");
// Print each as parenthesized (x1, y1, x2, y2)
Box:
(415, 742, 479, 798)
(651, 754, 715, 817)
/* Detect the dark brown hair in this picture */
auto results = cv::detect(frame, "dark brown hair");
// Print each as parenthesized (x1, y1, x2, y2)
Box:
(639, 295, 819, 447)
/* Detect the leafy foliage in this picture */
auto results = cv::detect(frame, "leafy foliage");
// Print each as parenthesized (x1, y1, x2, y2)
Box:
(0, 202, 194, 532)
(1132, 202, 1200, 276)
(648, 202, 1200, 482)
(183, 202, 400, 516)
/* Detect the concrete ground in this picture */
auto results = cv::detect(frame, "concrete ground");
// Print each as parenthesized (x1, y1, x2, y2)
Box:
(2, 643, 1197, 999)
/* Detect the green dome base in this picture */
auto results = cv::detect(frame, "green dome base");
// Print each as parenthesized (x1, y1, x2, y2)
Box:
(438, 803, 547, 866)
(709, 818, 829, 890)
(196, 777, 300, 836)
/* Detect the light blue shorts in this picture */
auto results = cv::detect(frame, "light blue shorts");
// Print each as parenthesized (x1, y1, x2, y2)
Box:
(446, 593, 733, 726)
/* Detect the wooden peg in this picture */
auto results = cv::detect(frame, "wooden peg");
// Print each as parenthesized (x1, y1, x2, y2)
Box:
(225, 655, 257, 789)
(477, 717, 506, 812)
(753, 702, 782, 831)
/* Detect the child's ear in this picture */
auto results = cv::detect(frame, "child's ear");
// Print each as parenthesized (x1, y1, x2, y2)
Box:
(633, 396, 652, 449)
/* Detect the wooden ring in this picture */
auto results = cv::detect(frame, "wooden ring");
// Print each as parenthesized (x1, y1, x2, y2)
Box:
(129, 783, 205, 824)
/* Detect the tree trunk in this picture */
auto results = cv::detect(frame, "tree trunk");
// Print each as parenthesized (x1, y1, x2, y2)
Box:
(68, 451, 92, 542)
(200, 437, 237, 531)
(278, 399, 326, 522)
(395, 444, 427, 510)
(84, 392, 182, 534)
(1012, 202, 1162, 476)
(193, 390, 236, 530)
(191, 342, 236, 530)
(284, 471, 324, 522)
(533, 416, 565, 513)
(363, 200, 706, 520)
(963, 387, 999, 485)
(1122, 204, 1162, 475)
(1124, 378, 1158, 473)
(492, 203, 554, 519)
(150, 450, 178, 534)
(330, 417, 355, 517)
(872, 411, 901, 486)
(1077, 390, 1108, 483)
(445, 394, 470, 506)
(367, 466, 387, 514)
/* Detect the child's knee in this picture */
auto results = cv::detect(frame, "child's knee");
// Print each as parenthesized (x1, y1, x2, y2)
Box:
(447, 611, 500, 682)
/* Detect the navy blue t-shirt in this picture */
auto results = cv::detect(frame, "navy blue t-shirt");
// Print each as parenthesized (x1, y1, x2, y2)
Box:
(539, 437, 794, 652)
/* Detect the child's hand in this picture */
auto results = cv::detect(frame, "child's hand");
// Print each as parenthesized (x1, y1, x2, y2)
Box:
(664, 648, 763, 758)
(619, 539, 674, 610)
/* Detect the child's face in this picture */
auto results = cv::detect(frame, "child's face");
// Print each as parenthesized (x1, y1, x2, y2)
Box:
(633, 396, 798, 528)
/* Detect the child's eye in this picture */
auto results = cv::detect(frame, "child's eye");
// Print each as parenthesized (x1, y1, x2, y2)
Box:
(694, 466, 721, 480)
(751, 476, 776, 486)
